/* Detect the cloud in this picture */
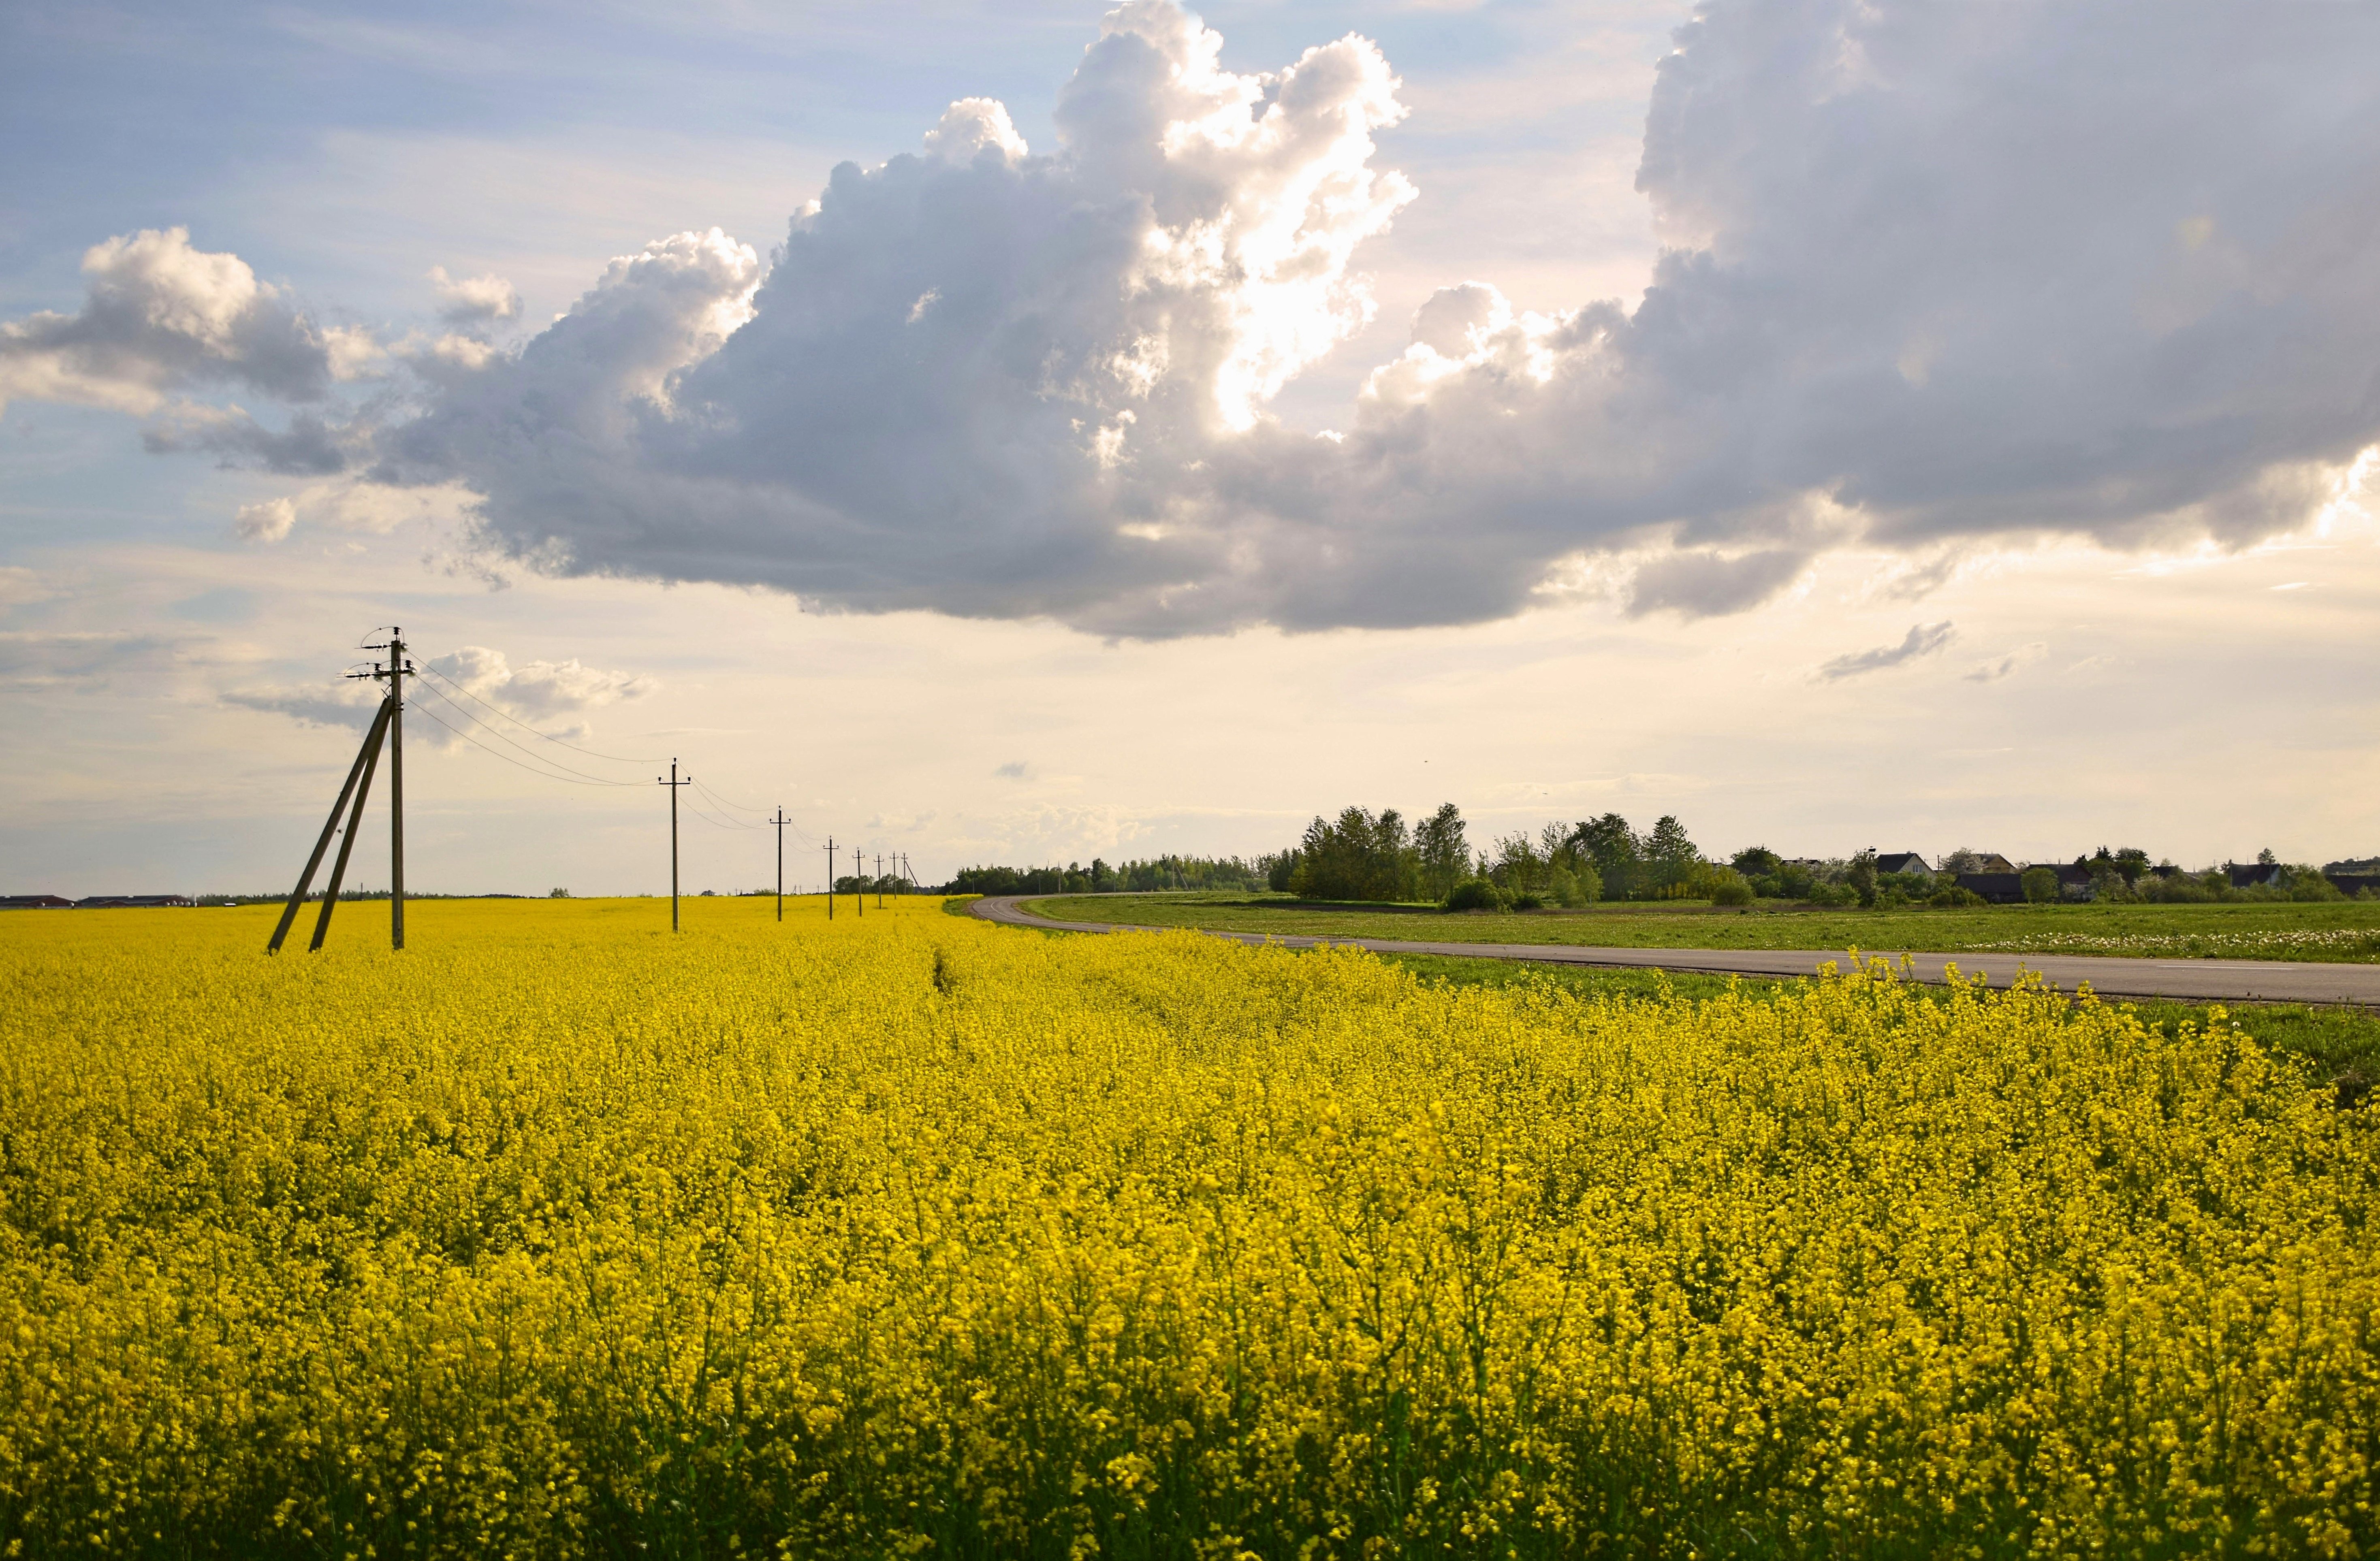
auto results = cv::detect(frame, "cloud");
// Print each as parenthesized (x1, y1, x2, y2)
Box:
(235, 480, 479, 542)
(0, 631, 201, 689)
(1965, 641, 2049, 682)
(423, 645, 653, 727)
(349, 0, 2380, 636)
(0, 228, 347, 416)
(1626, 548, 1809, 618)
(428, 266, 521, 324)
(0, 567, 59, 608)
(1818, 621, 1955, 681)
(226, 644, 651, 740)
(13, 2, 2380, 638)
(993, 760, 1030, 779)
(144, 403, 358, 475)
(221, 681, 385, 731)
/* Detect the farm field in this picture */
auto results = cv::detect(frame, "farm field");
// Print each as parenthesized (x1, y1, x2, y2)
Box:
(1022, 891, 2380, 962)
(4, 899, 2378, 1558)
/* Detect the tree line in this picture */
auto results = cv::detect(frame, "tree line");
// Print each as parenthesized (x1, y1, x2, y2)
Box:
(943, 855, 1273, 897)
(1271, 805, 1733, 908)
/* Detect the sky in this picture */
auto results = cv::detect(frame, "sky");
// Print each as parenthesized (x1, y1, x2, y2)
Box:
(3, 0, 2376, 896)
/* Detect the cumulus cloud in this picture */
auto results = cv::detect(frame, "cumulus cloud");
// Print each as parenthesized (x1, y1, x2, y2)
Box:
(11, 1, 2380, 638)
(0, 228, 346, 417)
(423, 645, 653, 729)
(235, 480, 479, 543)
(1626, 548, 1809, 618)
(227, 644, 651, 741)
(1818, 621, 1955, 681)
(428, 266, 521, 325)
(144, 403, 358, 475)
(351, 0, 2380, 636)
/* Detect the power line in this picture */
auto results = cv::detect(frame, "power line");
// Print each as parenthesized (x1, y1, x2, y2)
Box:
(691, 777, 811, 839)
(414, 662, 665, 765)
(683, 792, 764, 832)
(412, 682, 640, 787)
(407, 698, 639, 788)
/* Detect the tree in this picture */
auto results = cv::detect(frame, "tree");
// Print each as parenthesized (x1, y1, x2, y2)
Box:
(2112, 847, 2150, 886)
(1939, 847, 1985, 873)
(1846, 849, 1878, 908)
(1731, 845, 1782, 879)
(2257, 847, 2278, 866)
(2021, 866, 2059, 904)
(1571, 814, 1641, 899)
(1413, 804, 1470, 901)
(1642, 815, 1700, 897)
(1490, 832, 1546, 895)
(1287, 807, 1419, 901)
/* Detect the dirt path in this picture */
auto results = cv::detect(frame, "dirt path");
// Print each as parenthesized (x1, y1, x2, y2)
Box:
(966, 896, 2380, 1005)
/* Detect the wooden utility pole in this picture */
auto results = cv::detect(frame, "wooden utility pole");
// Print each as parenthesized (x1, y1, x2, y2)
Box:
(658, 759, 692, 931)
(825, 838, 835, 919)
(875, 853, 884, 908)
(773, 808, 788, 921)
(356, 629, 416, 949)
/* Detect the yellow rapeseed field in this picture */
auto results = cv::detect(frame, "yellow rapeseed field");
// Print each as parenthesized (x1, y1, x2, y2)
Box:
(1, 897, 2374, 1559)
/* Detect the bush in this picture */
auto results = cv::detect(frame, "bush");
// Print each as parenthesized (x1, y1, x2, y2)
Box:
(1443, 879, 1511, 912)
(1808, 882, 1859, 908)
(1928, 886, 1986, 908)
(1710, 877, 1754, 907)
(2021, 866, 2060, 904)
(1511, 892, 1545, 911)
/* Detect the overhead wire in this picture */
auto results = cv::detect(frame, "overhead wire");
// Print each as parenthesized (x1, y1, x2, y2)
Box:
(691, 776, 817, 842)
(415, 663, 666, 765)
(412, 681, 643, 787)
(688, 775, 770, 812)
(683, 792, 765, 832)
(406, 699, 642, 789)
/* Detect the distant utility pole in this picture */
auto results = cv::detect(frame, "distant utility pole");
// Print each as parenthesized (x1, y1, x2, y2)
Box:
(875, 853, 884, 908)
(825, 838, 835, 919)
(855, 844, 863, 918)
(772, 808, 788, 922)
(658, 759, 692, 931)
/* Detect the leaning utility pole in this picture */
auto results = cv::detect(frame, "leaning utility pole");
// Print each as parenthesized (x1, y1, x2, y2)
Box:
(772, 808, 788, 922)
(658, 759, 692, 931)
(267, 696, 392, 953)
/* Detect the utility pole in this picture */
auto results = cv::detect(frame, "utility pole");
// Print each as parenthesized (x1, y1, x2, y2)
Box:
(658, 759, 691, 931)
(773, 808, 788, 922)
(354, 629, 415, 950)
(825, 838, 835, 919)
(875, 853, 884, 908)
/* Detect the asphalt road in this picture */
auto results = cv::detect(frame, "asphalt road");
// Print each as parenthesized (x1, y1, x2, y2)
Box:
(966, 896, 2380, 1005)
